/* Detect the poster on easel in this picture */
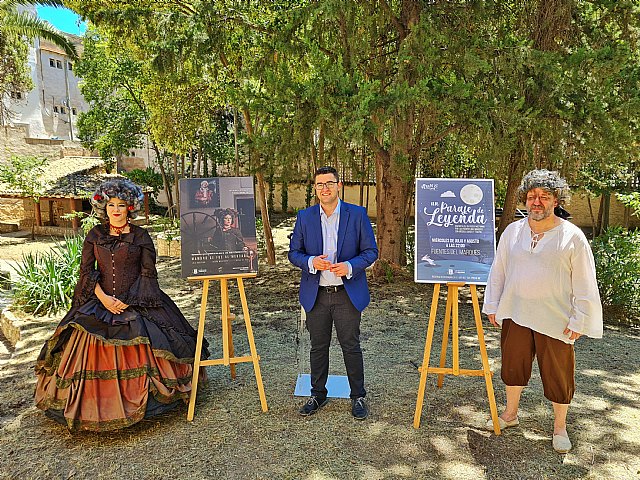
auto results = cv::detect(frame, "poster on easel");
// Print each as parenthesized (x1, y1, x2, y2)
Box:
(179, 177, 259, 278)
(415, 178, 495, 285)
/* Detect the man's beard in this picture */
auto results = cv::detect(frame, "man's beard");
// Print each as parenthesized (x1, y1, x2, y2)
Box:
(527, 204, 554, 221)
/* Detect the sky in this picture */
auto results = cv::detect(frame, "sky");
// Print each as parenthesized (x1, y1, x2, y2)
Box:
(36, 6, 87, 36)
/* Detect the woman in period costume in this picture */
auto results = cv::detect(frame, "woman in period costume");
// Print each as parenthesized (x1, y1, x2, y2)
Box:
(35, 178, 208, 431)
(212, 209, 247, 252)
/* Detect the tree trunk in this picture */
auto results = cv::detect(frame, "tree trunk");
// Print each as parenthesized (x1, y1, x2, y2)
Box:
(173, 153, 180, 218)
(371, 147, 412, 277)
(234, 108, 240, 176)
(602, 193, 610, 232)
(497, 151, 524, 238)
(359, 147, 365, 207)
(596, 195, 604, 236)
(197, 141, 202, 177)
(153, 143, 173, 212)
(255, 170, 276, 264)
(241, 108, 276, 265)
(310, 129, 318, 178)
(587, 195, 596, 239)
(318, 123, 325, 166)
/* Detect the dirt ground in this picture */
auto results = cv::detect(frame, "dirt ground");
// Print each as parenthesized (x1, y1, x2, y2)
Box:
(0, 218, 639, 480)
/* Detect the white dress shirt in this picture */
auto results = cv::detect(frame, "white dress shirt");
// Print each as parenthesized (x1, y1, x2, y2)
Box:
(307, 200, 352, 285)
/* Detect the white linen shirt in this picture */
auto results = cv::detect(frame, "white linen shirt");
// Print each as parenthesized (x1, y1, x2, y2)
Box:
(482, 218, 603, 344)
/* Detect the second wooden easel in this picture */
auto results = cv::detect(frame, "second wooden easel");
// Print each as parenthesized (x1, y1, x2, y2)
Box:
(413, 282, 501, 434)
(187, 273, 268, 421)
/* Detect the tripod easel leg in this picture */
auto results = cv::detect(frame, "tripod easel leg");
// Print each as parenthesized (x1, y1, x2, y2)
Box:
(437, 294, 453, 388)
(187, 279, 210, 422)
(218, 280, 237, 378)
(413, 283, 440, 429)
(471, 285, 501, 435)
(451, 285, 460, 376)
(238, 278, 268, 412)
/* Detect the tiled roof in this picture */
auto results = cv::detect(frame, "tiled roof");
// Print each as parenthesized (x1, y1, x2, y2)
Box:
(0, 157, 108, 199)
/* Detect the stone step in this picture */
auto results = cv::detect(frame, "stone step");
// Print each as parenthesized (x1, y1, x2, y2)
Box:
(0, 230, 31, 238)
(0, 328, 13, 365)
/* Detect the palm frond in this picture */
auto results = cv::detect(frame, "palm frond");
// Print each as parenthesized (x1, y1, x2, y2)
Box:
(3, 10, 78, 59)
(2, 0, 68, 8)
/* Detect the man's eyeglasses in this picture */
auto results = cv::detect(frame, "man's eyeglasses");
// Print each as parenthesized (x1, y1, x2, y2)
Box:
(315, 181, 337, 190)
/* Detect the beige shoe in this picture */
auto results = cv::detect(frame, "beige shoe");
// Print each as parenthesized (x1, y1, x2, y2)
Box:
(485, 416, 519, 431)
(552, 434, 572, 453)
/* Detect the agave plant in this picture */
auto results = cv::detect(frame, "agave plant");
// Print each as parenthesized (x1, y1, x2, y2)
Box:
(12, 235, 83, 315)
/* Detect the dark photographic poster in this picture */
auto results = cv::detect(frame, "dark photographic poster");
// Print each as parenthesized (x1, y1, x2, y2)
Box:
(415, 178, 496, 284)
(179, 177, 259, 278)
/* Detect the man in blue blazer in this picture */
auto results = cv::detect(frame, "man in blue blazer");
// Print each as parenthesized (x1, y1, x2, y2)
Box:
(289, 166, 378, 419)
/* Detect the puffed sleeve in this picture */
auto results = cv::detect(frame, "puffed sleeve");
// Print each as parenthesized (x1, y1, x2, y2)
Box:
(71, 227, 101, 306)
(566, 235, 603, 338)
(119, 229, 164, 307)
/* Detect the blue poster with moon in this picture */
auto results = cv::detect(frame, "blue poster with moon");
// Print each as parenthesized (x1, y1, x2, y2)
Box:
(415, 179, 496, 284)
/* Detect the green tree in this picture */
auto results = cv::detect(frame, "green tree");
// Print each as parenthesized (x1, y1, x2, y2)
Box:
(74, 29, 146, 161)
(73, 28, 179, 209)
(0, 0, 78, 123)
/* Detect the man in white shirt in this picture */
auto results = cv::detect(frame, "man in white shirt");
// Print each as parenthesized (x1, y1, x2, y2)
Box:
(483, 169, 603, 453)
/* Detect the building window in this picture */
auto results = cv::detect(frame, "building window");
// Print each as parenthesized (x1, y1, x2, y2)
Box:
(56, 60, 62, 69)
(10, 91, 23, 99)
(67, 62, 73, 71)
(49, 58, 55, 67)
(60, 106, 66, 114)
(53, 106, 59, 113)
(72, 107, 77, 115)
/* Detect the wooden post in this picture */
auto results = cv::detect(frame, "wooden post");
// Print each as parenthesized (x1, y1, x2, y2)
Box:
(48, 200, 55, 226)
(34, 200, 42, 226)
(186, 273, 267, 421)
(413, 282, 501, 434)
(69, 197, 79, 233)
(143, 191, 150, 223)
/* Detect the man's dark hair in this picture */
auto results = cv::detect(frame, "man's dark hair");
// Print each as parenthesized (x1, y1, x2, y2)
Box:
(314, 166, 339, 182)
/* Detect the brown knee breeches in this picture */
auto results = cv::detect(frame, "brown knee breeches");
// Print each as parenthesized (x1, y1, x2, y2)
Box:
(500, 319, 575, 404)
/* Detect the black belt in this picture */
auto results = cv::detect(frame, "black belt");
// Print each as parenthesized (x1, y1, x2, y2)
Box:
(320, 285, 344, 293)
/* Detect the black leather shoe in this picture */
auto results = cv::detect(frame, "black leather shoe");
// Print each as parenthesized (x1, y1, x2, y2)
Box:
(351, 397, 368, 420)
(299, 396, 328, 416)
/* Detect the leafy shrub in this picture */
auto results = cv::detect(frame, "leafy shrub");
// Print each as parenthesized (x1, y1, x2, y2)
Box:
(591, 227, 640, 325)
(12, 236, 83, 316)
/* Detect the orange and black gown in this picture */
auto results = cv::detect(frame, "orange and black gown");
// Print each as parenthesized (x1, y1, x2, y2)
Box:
(34, 224, 209, 431)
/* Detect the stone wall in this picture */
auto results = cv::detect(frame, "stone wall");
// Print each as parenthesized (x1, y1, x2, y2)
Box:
(120, 156, 147, 172)
(0, 125, 93, 163)
(0, 199, 24, 225)
(1, 125, 62, 162)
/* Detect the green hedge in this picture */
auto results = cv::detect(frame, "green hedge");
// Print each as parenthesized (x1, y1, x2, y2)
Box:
(592, 227, 640, 326)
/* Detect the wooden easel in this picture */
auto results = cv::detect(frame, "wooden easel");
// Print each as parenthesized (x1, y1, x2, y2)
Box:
(413, 282, 501, 434)
(187, 273, 268, 421)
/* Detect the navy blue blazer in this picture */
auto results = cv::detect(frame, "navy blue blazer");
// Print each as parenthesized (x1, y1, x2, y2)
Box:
(288, 201, 378, 312)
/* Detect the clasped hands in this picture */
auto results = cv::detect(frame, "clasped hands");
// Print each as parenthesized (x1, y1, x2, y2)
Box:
(487, 313, 582, 340)
(101, 295, 129, 315)
(313, 254, 349, 277)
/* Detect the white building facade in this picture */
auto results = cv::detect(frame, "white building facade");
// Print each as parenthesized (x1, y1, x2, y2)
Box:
(4, 33, 87, 141)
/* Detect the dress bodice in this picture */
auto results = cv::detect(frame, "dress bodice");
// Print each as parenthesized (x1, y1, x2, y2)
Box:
(94, 233, 143, 296)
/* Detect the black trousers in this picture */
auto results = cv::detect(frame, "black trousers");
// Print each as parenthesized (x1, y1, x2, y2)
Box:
(306, 288, 365, 399)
